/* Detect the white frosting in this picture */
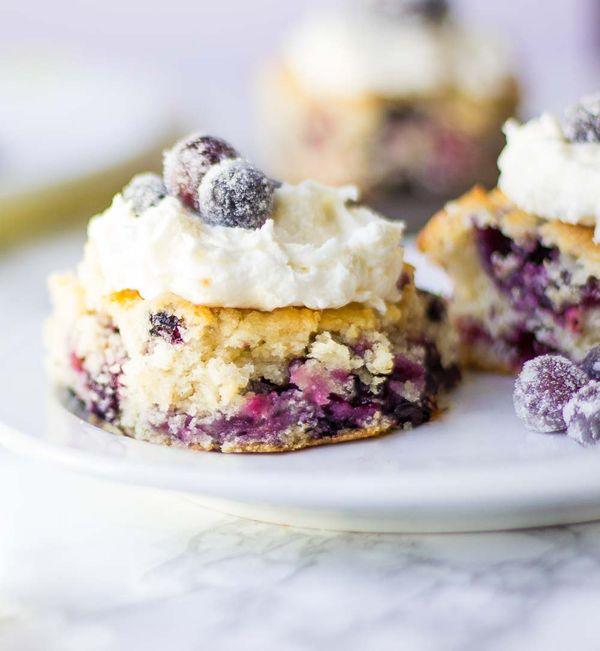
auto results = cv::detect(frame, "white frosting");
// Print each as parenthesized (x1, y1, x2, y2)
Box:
(82, 181, 405, 311)
(282, 11, 513, 99)
(498, 114, 600, 243)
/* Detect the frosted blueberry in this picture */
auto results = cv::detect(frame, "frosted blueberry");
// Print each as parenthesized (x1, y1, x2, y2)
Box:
(163, 134, 238, 212)
(565, 93, 600, 143)
(513, 355, 589, 432)
(122, 173, 166, 216)
(582, 346, 600, 381)
(563, 381, 600, 446)
(198, 159, 275, 229)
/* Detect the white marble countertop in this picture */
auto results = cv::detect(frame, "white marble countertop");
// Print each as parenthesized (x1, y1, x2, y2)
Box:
(2, 451, 600, 651)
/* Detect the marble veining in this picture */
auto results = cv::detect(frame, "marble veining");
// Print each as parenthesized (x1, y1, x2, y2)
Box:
(2, 454, 600, 651)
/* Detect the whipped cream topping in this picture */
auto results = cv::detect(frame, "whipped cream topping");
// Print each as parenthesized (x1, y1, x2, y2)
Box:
(81, 181, 405, 311)
(498, 114, 600, 243)
(282, 10, 513, 99)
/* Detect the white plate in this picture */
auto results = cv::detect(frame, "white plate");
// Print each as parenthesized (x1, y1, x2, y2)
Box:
(2, 231, 600, 533)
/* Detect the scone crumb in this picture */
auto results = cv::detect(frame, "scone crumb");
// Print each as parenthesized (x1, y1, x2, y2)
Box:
(364, 332, 394, 375)
(309, 333, 360, 372)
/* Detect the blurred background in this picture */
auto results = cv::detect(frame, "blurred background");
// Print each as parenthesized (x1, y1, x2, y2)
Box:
(1, 0, 600, 241)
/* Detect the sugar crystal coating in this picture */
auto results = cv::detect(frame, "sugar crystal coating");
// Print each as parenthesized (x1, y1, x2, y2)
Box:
(565, 93, 600, 143)
(564, 381, 600, 446)
(122, 173, 167, 216)
(582, 346, 600, 381)
(163, 134, 239, 212)
(513, 355, 589, 432)
(198, 159, 275, 229)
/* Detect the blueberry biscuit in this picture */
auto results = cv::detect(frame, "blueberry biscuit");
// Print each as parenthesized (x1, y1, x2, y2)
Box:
(418, 97, 600, 372)
(257, 0, 518, 197)
(46, 134, 460, 453)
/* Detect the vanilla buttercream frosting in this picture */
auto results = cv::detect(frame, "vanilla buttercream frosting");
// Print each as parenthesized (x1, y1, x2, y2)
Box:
(80, 181, 406, 311)
(498, 114, 600, 243)
(282, 10, 513, 99)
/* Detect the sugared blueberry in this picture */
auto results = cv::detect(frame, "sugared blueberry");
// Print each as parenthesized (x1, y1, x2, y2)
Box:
(163, 134, 239, 212)
(582, 346, 600, 381)
(563, 381, 600, 446)
(361, 0, 448, 21)
(513, 355, 589, 432)
(122, 173, 167, 216)
(565, 94, 600, 143)
(198, 159, 275, 229)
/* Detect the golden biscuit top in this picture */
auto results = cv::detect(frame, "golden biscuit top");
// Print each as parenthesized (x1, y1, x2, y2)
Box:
(418, 185, 600, 278)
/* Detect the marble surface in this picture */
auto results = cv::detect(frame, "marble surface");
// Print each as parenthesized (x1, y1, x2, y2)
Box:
(2, 451, 600, 650)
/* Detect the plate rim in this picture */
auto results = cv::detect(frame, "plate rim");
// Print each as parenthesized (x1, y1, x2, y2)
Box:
(3, 399, 600, 513)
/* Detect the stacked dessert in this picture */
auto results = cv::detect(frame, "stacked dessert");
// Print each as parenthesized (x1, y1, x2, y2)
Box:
(418, 96, 600, 372)
(46, 134, 459, 453)
(257, 0, 518, 198)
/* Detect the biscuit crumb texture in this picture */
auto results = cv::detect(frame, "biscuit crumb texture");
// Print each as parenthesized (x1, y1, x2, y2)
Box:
(418, 187, 600, 372)
(45, 269, 459, 453)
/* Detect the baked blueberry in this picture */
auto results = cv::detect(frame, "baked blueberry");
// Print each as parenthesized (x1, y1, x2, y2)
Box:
(582, 346, 600, 381)
(564, 381, 600, 446)
(163, 134, 239, 212)
(198, 159, 275, 229)
(513, 355, 589, 432)
(122, 173, 167, 216)
(565, 94, 600, 143)
(425, 294, 446, 323)
(149, 312, 184, 345)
